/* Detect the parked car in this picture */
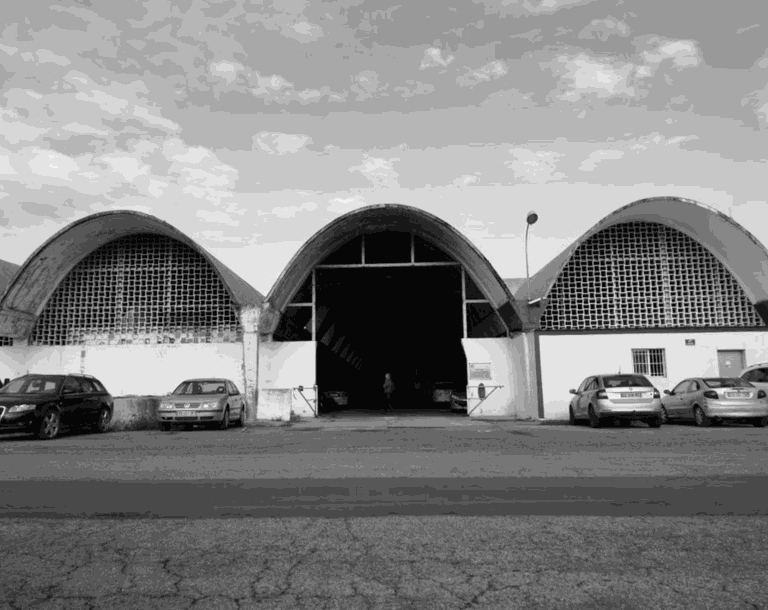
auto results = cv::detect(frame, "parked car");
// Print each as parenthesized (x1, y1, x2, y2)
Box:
(569, 374, 663, 428)
(0, 373, 113, 440)
(661, 377, 768, 427)
(740, 363, 768, 391)
(158, 379, 245, 431)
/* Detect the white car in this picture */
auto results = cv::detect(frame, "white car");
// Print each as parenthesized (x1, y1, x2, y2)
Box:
(158, 379, 246, 431)
(740, 363, 768, 391)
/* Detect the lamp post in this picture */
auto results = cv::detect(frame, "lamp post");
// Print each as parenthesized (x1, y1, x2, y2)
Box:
(525, 210, 538, 305)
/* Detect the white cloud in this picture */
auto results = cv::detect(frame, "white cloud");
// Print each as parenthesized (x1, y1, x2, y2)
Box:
(578, 16, 630, 41)
(451, 174, 479, 188)
(420, 47, 454, 70)
(394, 80, 435, 99)
(456, 61, 508, 87)
(638, 37, 702, 69)
(327, 196, 367, 214)
(271, 201, 318, 218)
(253, 132, 312, 155)
(0, 109, 50, 144)
(36, 49, 71, 66)
(74, 89, 131, 115)
(199, 230, 244, 243)
(102, 155, 150, 182)
(291, 21, 324, 41)
(549, 53, 638, 101)
(351, 70, 385, 101)
(0, 42, 18, 56)
(62, 122, 110, 136)
(210, 61, 245, 84)
(0, 154, 16, 175)
(349, 155, 400, 189)
(579, 149, 624, 171)
(197, 209, 240, 226)
(27, 149, 80, 181)
(506, 148, 566, 183)
(133, 106, 180, 131)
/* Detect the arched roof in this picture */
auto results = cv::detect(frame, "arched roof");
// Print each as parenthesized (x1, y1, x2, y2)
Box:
(521, 197, 768, 322)
(0, 211, 264, 338)
(262, 204, 526, 334)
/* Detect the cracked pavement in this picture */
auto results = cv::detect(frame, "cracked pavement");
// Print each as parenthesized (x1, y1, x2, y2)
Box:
(1, 516, 767, 609)
(1, 423, 768, 608)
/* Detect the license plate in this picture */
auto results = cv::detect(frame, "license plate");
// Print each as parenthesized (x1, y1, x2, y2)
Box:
(621, 392, 642, 398)
(726, 392, 750, 398)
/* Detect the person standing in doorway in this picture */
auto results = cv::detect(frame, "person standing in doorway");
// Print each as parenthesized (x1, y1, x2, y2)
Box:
(383, 373, 395, 414)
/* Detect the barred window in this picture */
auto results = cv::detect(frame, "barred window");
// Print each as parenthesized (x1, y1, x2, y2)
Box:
(632, 348, 667, 377)
(30, 234, 242, 346)
(540, 222, 765, 330)
(0, 336, 12, 347)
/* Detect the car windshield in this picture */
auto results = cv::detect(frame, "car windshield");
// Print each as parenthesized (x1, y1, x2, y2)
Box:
(172, 380, 227, 395)
(0, 376, 61, 394)
(603, 375, 652, 388)
(703, 378, 753, 388)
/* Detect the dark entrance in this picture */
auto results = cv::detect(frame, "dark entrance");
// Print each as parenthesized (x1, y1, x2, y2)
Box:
(315, 265, 467, 413)
(272, 231, 509, 416)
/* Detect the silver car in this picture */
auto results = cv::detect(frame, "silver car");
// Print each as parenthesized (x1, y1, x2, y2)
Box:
(661, 377, 768, 427)
(569, 374, 663, 428)
(158, 379, 246, 431)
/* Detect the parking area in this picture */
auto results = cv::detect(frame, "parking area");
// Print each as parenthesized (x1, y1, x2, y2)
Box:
(1, 421, 767, 482)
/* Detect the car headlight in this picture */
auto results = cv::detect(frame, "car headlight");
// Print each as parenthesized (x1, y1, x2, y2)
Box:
(200, 402, 217, 410)
(159, 402, 174, 410)
(8, 404, 37, 413)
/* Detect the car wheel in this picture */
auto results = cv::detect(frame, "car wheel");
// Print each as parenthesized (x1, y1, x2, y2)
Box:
(647, 417, 662, 428)
(161, 423, 172, 432)
(752, 417, 768, 428)
(588, 406, 601, 429)
(95, 407, 111, 433)
(236, 406, 245, 427)
(660, 407, 669, 425)
(38, 409, 61, 440)
(694, 406, 710, 427)
(568, 407, 577, 425)
(219, 407, 230, 431)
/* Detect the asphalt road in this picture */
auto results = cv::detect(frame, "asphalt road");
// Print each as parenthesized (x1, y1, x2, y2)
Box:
(1, 423, 767, 608)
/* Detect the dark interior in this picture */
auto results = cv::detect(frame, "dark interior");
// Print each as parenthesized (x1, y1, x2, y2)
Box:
(315, 265, 467, 413)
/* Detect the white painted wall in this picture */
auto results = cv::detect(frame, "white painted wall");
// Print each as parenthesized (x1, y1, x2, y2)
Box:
(0, 346, 26, 382)
(539, 331, 768, 419)
(258, 341, 317, 419)
(462, 336, 533, 418)
(1, 343, 245, 397)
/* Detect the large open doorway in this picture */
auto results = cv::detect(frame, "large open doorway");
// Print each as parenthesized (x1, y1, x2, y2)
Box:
(272, 230, 510, 416)
(316, 264, 467, 413)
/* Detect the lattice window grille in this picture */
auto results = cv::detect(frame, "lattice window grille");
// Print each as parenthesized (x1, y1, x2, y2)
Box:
(30, 234, 242, 346)
(0, 336, 12, 347)
(632, 348, 667, 377)
(540, 222, 765, 331)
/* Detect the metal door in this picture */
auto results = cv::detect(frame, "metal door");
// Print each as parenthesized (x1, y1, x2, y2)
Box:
(718, 351, 745, 378)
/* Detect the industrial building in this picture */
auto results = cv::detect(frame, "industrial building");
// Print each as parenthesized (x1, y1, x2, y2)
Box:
(1, 196, 766, 420)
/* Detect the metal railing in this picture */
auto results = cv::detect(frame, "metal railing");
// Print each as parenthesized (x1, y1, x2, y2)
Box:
(466, 384, 504, 416)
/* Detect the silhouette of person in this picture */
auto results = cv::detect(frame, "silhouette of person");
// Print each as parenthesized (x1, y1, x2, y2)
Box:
(383, 373, 395, 414)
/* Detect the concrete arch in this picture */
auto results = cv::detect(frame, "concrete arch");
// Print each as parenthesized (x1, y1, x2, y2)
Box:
(0, 211, 264, 339)
(524, 197, 768, 323)
(262, 204, 525, 334)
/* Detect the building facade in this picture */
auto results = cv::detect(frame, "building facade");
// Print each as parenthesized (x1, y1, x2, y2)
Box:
(1, 197, 767, 420)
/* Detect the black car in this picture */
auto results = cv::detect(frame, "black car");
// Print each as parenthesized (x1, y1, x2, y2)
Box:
(0, 374, 114, 440)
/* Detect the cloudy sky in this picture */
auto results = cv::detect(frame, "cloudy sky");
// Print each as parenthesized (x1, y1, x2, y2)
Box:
(1, 0, 767, 294)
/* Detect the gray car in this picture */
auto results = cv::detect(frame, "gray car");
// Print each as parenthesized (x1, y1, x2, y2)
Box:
(661, 377, 768, 427)
(158, 379, 246, 431)
(569, 374, 663, 428)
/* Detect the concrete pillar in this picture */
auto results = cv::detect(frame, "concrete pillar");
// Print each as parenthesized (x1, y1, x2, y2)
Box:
(240, 306, 260, 422)
(521, 330, 540, 419)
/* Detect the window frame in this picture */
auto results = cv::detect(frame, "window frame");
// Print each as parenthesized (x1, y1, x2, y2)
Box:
(632, 348, 668, 378)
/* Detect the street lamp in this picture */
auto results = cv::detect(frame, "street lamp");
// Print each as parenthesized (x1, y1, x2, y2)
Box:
(525, 210, 538, 304)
